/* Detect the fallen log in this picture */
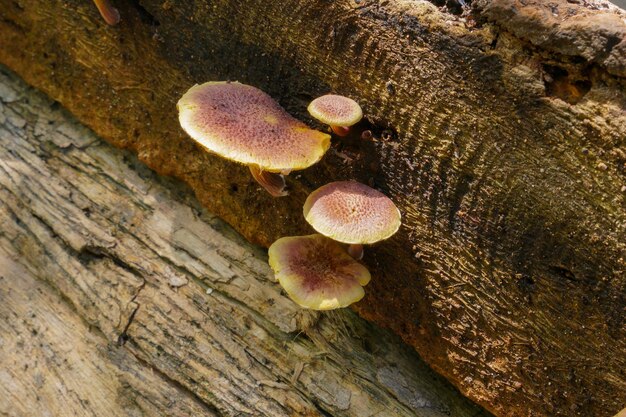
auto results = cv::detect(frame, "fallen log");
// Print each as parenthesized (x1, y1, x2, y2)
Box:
(0, 0, 624, 415)
(0, 66, 488, 417)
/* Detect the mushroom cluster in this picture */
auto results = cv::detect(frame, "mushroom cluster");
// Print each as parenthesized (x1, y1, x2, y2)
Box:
(177, 83, 400, 310)
(268, 181, 400, 310)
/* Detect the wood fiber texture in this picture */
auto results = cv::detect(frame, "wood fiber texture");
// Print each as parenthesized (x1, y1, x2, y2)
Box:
(0, 67, 489, 417)
(0, 0, 624, 415)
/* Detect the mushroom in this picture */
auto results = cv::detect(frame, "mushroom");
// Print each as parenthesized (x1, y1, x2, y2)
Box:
(268, 234, 371, 310)
(93, 0, 120, 25)
(303, 181, 401, 260)
(178, 82, 331, 196)
(307, 94, 363, 137)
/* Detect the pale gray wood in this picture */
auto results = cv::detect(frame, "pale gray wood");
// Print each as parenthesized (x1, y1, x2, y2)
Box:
(0, 247, 219, 417)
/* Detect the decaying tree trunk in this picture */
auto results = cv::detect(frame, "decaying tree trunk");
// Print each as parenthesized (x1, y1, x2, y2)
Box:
(0, 0, 624, 416)
(0, 67, 490, 417)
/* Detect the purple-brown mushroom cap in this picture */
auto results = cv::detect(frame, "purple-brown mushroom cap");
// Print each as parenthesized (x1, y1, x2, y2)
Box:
(268, 234, 371, 310)
(307, 95, 363, 127)
(303, 181, 401, 245)
(178, 82, 331, 172)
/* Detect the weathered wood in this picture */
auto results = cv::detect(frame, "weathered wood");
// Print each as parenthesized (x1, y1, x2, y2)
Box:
(0, 1, 624, 415)
(0, 66, 489, 417)
(0, 249, 219, 417)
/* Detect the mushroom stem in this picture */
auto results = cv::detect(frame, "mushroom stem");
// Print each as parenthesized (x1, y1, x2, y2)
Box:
(249, 165, 288, 197)
(93, 0, 120, 25)
(347, 244, 364, 260)
(331, 125, 350, 137)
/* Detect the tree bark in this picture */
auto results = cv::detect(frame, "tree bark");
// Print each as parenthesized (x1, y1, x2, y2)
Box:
(0, 0, 624, 416)
(0, 66, 488, 417)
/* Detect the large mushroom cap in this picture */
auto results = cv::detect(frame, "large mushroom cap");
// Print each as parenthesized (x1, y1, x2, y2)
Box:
(178, 82, 331, 172)
(303, 181, 401, 245)
(307, 95, 363, 127)
(269, 234, 371, 310)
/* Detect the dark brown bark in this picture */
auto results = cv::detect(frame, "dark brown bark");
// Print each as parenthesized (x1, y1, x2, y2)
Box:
(0, 0, 624, 415)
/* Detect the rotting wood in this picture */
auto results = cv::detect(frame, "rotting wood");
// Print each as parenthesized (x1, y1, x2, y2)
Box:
(0, 0, 624, 415)
(0, 67, 490, 417)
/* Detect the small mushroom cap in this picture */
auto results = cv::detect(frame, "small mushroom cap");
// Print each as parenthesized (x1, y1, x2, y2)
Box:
(303, 181, 401, 245)
(178, 82, 331, 172)
(307, 95, 363, 127)
(268, 234, 371, 310)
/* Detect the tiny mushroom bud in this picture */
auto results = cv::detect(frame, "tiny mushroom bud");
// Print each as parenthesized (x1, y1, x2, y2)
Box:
(268, 234, 371, 310)
(93, 0, 120, 25)
(303, 181, 401, 260)
(307, 95, 363, 137)
(178, 82, 331, 196)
